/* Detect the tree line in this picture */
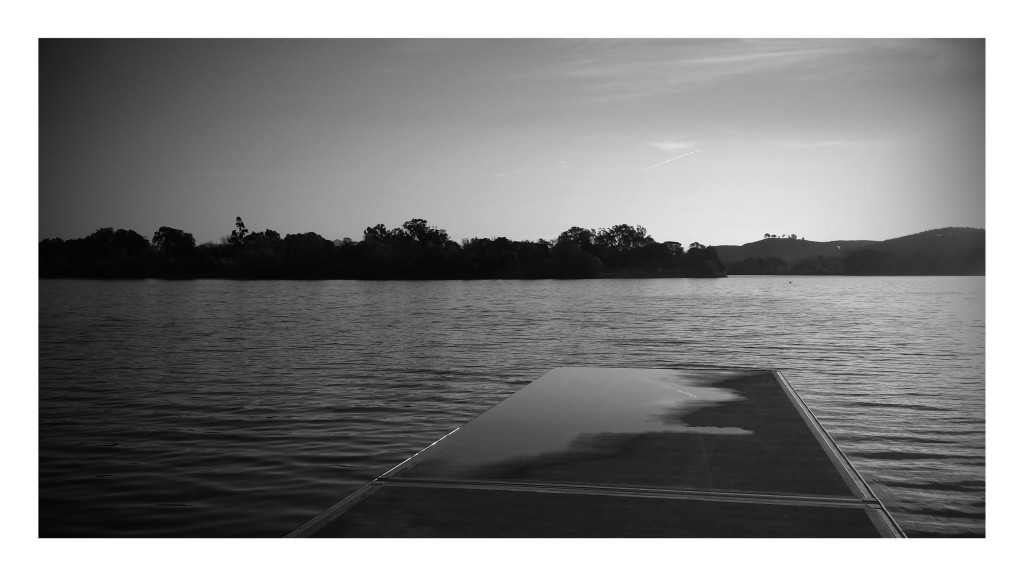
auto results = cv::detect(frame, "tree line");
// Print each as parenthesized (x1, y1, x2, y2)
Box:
(38, 217, 726, 280)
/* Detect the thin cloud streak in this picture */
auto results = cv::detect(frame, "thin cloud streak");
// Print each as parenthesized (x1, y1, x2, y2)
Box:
(649, 140, 698, 152)
(527, 39, 957, 104)
(642, 149, 701, 170)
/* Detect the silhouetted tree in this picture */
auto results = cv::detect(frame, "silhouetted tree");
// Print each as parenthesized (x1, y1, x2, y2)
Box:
(150, 226, 198, 277)
(363, 223, 393, 243)
(244, 229, 282, 250)
(678, 245, 726, 277)
(39, 238, 71, 277)
(39, 227, 153, 277)
(596, 224, 654, 250)
(586, 224, 654, 269)
(663, 241, 684, 256)
(282, 232, 335, 278)
(397, 218, 449, 246)
(557, 226, 597, 253)
(229, 217, 248, 247)
(40, 217, 734, 280)
(551, 238, 602, 278)
(461, 237, 524, 278)
(152, 226, 195, 256)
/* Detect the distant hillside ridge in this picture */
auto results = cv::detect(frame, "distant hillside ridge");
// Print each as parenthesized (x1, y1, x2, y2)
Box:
(717, 227, 984, 276)
(715, 238, 877, 265)
(843, 227, 985, 275)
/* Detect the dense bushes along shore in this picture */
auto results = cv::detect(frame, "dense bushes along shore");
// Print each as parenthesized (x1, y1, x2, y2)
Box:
(39, 218, 727, 280)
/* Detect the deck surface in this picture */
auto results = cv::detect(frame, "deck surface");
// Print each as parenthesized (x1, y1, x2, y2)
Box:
(291, 367, 903, 537)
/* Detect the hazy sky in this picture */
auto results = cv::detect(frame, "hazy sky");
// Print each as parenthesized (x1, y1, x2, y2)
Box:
(39, 38, 984, 246)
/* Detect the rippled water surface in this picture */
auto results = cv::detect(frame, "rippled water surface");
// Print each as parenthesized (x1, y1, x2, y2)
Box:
(38, 277, 985, 537)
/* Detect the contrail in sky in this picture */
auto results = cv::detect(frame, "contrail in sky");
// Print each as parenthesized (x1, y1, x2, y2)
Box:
(642, 149, 701, 170)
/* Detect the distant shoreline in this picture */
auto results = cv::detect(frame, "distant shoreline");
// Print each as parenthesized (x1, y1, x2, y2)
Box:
(38, 223, 984, 280)
(38, 272, 990, 282)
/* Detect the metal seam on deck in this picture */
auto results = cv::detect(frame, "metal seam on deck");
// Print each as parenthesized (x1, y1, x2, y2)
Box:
(771, 370, 906, 537)
(375, 477, 880, 509)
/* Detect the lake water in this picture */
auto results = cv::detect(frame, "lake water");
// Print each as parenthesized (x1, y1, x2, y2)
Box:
(38, 277, 985, 537)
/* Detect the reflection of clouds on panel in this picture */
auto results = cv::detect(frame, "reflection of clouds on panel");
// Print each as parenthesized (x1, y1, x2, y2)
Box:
(676, 426, 752, 435)
(396, 367, 755, 470)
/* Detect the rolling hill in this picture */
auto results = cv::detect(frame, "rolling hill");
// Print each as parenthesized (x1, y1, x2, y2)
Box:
(842, 227, 985, 275)
(715, 227, 984, 275)
(715, 238, 877, 265)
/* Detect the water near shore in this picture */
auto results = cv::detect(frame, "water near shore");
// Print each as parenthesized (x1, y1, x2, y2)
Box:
(39, 276, 985, 537)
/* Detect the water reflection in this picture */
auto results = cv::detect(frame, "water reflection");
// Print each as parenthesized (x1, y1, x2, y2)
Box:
(392, 368, 749, 471)
(391, 367, 851, 497)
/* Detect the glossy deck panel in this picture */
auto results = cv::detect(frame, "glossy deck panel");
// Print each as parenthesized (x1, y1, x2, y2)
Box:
(290, 367, 904, 537)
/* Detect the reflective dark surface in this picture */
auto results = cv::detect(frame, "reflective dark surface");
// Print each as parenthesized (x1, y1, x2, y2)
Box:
(388, 367, 854, 497)
(304, 367, 898, 537)
(404, 368, 752, 468)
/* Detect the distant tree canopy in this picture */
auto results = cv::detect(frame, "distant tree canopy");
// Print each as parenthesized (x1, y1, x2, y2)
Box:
(363, 219, 450, 246)
(40, 218, 985, 280)
(39, 227, 153, 278)
(39, 217, 727, 280)
(762, 233, 800, 241)
(42, 219, 986, 279)
(152, 226, 195, 255)
(557, 226, 597, 252)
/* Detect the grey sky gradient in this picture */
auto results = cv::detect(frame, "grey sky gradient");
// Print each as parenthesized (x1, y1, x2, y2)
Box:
(39, 39, 984, 246)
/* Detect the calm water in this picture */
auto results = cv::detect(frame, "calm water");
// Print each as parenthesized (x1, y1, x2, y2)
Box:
(38, 277, 985, 537)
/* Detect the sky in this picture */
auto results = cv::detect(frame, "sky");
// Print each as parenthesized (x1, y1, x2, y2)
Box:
(39, 38, 985, 247)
